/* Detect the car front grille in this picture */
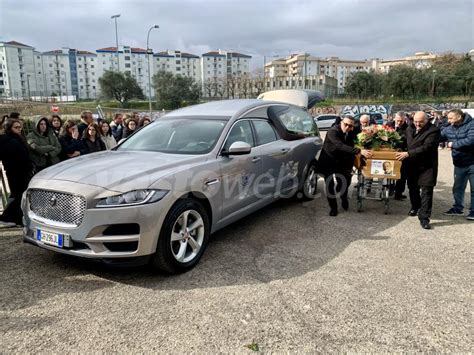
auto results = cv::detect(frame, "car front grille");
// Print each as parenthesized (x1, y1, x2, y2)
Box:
(28, 189, 86, 226)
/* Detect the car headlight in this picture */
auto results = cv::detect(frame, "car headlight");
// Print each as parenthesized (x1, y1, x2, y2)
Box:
(96, 189, 169, 208)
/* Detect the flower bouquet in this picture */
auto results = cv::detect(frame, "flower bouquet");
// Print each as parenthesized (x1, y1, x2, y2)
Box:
(355, 124, 402, 149)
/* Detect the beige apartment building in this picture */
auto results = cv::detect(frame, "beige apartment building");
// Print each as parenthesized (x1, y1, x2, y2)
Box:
(265, 54, 371, 93)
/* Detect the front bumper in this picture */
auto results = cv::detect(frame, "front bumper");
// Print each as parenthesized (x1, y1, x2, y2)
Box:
(22, 179, 173, 260)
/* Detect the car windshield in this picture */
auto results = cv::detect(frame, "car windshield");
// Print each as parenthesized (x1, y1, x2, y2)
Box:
(117, 117, 227, 154)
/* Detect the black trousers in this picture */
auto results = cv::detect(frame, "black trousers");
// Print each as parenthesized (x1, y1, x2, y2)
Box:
(324, 171, 352, 211)
(407, 180, 434, 221)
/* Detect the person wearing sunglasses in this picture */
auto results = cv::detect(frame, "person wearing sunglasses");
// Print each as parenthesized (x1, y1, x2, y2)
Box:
(0, 119, 34, 227)
(318, 115, 372, 216)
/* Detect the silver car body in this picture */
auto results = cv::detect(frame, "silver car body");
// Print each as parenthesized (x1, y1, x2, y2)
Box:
(22, 98, 322, 266)
(314, 114, 339, 130)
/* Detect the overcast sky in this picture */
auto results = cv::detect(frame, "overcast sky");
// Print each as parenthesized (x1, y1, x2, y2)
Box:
(1, 0, 473, 71)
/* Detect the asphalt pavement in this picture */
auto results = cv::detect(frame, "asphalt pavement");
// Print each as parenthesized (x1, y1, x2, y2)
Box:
(0, 149, 472, 352)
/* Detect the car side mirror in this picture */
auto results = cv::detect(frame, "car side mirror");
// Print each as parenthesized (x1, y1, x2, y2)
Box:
(222, 141, 252, 156)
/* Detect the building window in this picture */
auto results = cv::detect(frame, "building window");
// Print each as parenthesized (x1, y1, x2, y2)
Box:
(80, 85, 84, 89)
(91, 72, 95, 75)
(91, 65, 94, 68)
(78, 65, 82, 68)
(49, 64, 53, 67)
(125, 56, 131, 61)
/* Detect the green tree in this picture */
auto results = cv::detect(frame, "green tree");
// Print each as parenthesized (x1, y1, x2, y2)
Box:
(98, 70, 144, 107)
(152, 70, 200, 109)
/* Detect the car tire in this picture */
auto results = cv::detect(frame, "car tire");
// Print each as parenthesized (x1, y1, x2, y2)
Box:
(150, 198, 210, 274)
(298, 163, 318, 201)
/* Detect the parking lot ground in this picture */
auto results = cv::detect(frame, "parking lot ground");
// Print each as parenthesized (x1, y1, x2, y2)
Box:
(0, 149, 472, 352)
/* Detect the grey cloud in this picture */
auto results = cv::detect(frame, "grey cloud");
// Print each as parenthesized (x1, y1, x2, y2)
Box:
(1, 0, 472, 70)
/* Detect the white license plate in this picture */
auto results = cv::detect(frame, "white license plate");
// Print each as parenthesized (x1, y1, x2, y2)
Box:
(36, 229, 64, 248)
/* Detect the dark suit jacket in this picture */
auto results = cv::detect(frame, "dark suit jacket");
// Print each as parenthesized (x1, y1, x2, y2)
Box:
(317, 124, 360, 175)
(405, 122, 440, 187)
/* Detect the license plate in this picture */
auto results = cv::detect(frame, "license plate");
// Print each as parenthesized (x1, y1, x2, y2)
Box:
(36, 229, 63, 248)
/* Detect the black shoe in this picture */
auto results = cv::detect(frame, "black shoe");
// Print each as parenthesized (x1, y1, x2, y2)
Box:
(408, 209, 418, 216)
(329, 209, 338, 216)
(420, 219, 431, 229)
(341, 199, 349, 211)
(394, 194, 407, 200)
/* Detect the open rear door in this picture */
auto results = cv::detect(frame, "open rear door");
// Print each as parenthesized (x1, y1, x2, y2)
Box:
(257, 89, 325, 110)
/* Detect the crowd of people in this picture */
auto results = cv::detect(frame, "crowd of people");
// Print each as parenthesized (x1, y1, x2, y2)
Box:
(0, 110, 151, 227)
(319, 109, 473, 229)
(0, 107, 472, 231)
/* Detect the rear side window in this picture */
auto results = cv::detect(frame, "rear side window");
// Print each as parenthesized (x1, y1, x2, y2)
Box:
(253, 120, 277, 146)
(276, 107, 318, 135)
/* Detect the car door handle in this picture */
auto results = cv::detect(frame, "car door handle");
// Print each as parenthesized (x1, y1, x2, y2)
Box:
(252, 157, 261, 163)
(205, 179, 220, 186)
(281, 148, 290, 154)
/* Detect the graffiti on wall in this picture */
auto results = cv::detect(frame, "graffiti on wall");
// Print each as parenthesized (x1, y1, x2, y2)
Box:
(430, 102, 467, 110)
(311, 106, 338, 115)
(340, 104, 392, 117)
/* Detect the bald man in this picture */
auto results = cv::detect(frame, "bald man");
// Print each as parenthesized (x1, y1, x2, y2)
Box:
(396, 111, 440, 229)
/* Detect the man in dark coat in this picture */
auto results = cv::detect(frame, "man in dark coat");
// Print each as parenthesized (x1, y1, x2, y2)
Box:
(77, 111, 94, 137)
(396, 111, 440, 229)
(440, 109, 474, 220)
(389, 112, 409, 200)
(318, 115, 372, 216)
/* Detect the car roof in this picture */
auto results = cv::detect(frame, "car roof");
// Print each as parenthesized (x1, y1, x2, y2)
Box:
(163, 99, 289, 120)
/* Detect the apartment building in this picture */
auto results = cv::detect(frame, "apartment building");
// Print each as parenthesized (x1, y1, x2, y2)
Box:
(96, 46, 151, 97)
(40, 48, 99, 99)
(265, 54, 371, 93)
(75, 50, 99, 99)
(154, 50, 201, 83)
(0, 41, 38, 98)
(201, 50, 251, 81)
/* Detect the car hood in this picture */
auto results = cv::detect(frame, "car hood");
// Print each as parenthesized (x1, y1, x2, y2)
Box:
(34, 150, 206, 192)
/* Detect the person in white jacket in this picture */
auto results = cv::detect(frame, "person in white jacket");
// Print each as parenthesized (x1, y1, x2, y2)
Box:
(99, 120, 117, 150)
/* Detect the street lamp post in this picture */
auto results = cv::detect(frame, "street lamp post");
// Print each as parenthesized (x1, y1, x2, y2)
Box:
(431, 69, 437, 97)
(111, 14, 121, 70)
(26, 74, 31, 100)
(147, 24, 159, 114)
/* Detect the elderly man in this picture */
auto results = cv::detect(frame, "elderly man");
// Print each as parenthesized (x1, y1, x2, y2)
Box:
(318, 115, 372, 216)
(396, 111, 440, 229)
(353, 114, 371, 135)
(441, 109, 474, 220)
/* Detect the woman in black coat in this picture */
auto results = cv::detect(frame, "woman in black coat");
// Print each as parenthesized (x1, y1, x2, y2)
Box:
(0, 119, 34, 226)
(82, 123, 106, 153)
(59, 120, 88, 160)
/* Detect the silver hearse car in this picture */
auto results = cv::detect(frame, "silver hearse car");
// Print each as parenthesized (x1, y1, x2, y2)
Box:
(22, 90, 324, 273)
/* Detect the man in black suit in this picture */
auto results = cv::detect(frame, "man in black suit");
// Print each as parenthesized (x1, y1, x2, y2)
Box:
(395, 111, 440, 229)
(318, 115, 372, 216)
(389, 112, 409, 200)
